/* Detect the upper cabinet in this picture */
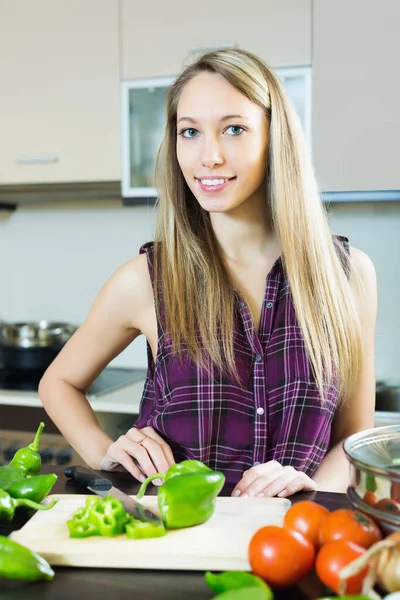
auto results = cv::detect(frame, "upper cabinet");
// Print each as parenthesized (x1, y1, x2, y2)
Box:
(312, 0, 400, 192)
(0, 1, 120, 185)
(121, 0, 312, 78)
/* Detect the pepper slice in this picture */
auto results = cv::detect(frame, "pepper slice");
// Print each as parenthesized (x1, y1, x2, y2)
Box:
(125, 516, 166, 539)
(67, 495, 130, 538)
(87, 495, 128, 536)
(137, 460, 225, 529)
(0, 535, 54, 582)
(0, 489, 57, 520)
(7, 473, 58, 503)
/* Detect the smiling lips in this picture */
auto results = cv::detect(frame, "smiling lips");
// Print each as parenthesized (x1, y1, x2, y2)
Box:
(196, 176, 236, 193)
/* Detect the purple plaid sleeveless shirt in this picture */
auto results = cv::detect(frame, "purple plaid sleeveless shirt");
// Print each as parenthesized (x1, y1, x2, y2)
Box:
(135, 238, 349, 484)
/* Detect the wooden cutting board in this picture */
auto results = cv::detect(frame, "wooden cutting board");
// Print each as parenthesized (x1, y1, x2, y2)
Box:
(10, 494, 290, 571)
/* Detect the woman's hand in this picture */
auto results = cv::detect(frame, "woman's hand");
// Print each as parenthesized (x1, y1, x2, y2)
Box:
(99, 426, 175, 484)
(231, 460, 318, 498)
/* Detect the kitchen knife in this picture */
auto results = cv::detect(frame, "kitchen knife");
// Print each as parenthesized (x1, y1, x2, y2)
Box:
(64, 465, 162, 525)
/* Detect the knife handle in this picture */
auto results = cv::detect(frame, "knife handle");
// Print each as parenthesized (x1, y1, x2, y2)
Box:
(64, 465, 112, 489)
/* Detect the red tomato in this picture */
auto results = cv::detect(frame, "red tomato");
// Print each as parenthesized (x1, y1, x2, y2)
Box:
(363, 490, 378, 506)
(318, 508, 382, 548)
(375, 497, 400, 515)
(315, 539, 368, 594)
(283, 500, 330, 548)
(248, 525, 315, 588)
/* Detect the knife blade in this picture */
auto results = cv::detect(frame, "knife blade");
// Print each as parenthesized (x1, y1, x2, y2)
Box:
(64, 465, 162, 525)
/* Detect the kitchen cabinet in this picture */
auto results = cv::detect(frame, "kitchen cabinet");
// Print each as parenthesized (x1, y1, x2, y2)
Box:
(0, 1, 120, 185)
(312, 0, 400, 192)
(121, 0, 312, 78)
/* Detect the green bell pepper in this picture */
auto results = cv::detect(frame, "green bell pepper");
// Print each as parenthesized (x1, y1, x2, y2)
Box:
(7, 473, 58, 503)
(205, 571, 273, 598)
(136, 459, 225, 529)
(0, 535, 54, 582)
(0, 488, 57, 520)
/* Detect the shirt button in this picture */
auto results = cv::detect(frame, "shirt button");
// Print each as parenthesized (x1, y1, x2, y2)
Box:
(255, 354, 262, 362)
(256, 407, 264, 415)
(240, 301, 245, 309)
(266, 301, 273, 308)
(253, 461, 261, 466)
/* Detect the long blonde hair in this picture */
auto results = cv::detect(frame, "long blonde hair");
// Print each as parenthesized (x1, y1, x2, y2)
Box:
(153, 48, 362, 402)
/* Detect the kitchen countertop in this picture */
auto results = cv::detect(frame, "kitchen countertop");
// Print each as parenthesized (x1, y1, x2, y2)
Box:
(0, 465, 354, 600)
(0, 380, 144, 414)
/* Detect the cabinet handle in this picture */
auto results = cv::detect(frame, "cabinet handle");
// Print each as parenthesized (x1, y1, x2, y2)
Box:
(15, 155, 59, 165)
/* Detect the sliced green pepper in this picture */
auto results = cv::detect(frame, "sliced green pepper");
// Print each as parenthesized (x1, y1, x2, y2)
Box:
(87, 495, 128, 536)
(7, 473, 58, 503)
(125, 516, 166, 539)
(137, 460, 225, 529)
(67, 495, 129, 538)
(205, 571, 273, 597)
(8, 421, 44, 476)
(0, 535, 54, 582)
(67, 519, 99, 538)
(0, 488, 57, 520)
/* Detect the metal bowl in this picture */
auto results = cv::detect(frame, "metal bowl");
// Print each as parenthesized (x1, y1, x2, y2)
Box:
(344, 424, 400, 534)
(0, 321, 77, 348)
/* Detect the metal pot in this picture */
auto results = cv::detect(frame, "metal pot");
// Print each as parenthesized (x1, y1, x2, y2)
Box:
(375, 380, 400, 412)
(0, 321, 77, 373)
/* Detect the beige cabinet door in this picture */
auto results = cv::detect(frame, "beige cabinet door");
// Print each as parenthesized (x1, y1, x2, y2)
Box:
(0, 1, 120, 184)
(121, 0, 312, 78)
(312, 0, 400, 191)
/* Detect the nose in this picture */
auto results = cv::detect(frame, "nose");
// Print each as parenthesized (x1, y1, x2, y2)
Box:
(201, 135, 224, 169)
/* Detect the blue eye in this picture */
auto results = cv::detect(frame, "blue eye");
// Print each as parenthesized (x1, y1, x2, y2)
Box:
(179, 128, 199, 138)
(225, 125, 244, 136)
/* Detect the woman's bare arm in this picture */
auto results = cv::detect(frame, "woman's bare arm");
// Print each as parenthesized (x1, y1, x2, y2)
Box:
(38, 254, 171, 478)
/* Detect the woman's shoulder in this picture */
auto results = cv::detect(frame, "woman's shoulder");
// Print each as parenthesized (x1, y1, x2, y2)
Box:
(348, 245, 377, 289)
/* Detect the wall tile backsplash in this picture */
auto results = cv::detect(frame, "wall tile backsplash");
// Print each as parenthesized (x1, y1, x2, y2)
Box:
(0, 199, 398, 380)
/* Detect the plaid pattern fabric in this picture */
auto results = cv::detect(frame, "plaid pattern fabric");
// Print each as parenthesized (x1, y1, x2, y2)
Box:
(135, 238, 348, 484)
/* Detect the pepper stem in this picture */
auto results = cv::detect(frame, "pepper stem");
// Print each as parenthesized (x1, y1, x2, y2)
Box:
(29, 422, 45, 453)
(15, 497, 58, 511)
(136, 473, 166, 499)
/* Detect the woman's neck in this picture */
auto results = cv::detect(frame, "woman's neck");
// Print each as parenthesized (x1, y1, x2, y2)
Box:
(209, 192, 279, 264)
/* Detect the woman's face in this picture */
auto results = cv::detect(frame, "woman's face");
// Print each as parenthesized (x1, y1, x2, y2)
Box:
(176, 71, 269, 214)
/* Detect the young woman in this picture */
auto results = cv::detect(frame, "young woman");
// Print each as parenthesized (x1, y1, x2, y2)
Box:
(39, 48, 377, 498)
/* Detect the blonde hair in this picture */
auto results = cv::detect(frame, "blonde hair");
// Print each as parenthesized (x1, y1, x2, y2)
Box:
(153, 47, 363, 402)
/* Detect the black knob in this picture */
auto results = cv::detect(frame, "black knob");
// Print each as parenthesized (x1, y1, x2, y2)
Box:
(56, 448, 73, 465)
(40, 448, 54, 463)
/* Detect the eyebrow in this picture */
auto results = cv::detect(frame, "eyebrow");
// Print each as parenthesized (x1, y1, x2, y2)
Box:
(177, 114, 249, 124)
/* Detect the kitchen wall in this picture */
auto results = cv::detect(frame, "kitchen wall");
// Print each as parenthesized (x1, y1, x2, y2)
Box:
(0, 199, 399, 380)
(0, 201, 156, 369)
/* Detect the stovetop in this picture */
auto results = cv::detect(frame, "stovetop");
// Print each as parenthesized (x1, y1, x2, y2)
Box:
(0, 367, 147, 397)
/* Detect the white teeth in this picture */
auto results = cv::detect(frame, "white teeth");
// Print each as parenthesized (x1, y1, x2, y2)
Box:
(200, 178, 230, 186)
